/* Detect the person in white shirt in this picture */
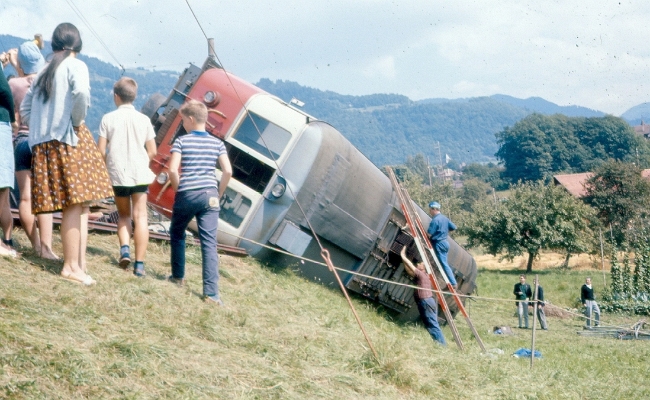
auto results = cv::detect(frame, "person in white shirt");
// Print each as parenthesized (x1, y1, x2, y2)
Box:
(98, 77, 156, 277)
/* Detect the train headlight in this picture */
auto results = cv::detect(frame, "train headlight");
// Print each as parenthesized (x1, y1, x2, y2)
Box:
(271, 182, 286, 198)
(156, 172, 169, 185)
(203, 90, 221, 107)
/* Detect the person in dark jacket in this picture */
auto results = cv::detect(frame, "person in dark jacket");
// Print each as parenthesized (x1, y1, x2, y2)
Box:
(513, 274, 532, 328)
(532, 278, 548, 330)
(581, 277, 600, 327)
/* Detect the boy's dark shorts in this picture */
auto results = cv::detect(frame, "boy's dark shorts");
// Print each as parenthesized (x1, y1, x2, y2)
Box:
(113, 185, 149, 197)
(14, 138, 32, 172)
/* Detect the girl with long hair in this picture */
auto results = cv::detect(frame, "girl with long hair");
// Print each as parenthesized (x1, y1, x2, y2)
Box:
(21, 22, 113, 285)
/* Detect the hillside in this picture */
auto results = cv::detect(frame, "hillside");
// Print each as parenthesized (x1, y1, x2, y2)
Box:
(1, 229, 649, 398)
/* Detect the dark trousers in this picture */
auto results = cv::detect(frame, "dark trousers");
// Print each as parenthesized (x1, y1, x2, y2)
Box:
(170, 188, 220, 298)
(416, 297, 447, 345)
(433, 240, 457, 286)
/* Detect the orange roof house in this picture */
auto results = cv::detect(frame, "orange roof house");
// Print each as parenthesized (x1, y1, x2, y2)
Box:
(554, 169, 650, 198)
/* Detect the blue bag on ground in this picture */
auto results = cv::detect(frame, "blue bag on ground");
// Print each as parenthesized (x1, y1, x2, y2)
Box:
(512, 348, 542, 358)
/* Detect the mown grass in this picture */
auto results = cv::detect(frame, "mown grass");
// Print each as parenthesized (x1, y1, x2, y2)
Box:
(1, 229, 649, 399)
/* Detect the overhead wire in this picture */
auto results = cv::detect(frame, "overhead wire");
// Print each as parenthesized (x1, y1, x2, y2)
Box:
(64, 0, 125, 74)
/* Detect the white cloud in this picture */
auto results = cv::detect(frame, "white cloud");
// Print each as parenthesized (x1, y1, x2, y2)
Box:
(2, 0, 650, 114)
(362, 56, 396, 80)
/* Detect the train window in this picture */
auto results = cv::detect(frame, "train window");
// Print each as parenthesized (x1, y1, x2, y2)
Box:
(219, 186, 252, 228)
(233, 111, 291, 160)
(225, 143, 275, 194)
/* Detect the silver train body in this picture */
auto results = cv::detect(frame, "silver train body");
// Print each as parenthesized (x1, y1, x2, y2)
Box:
(145, 55, 478, 322)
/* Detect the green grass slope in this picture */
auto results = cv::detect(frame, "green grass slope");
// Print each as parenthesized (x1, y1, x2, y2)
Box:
(1, 230, 649, 399)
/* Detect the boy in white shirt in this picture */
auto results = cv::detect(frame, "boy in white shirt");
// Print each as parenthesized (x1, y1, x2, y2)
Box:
(98, 77, 157, 276)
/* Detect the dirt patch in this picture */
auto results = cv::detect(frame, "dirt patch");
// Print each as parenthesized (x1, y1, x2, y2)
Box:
(471, 251, 607, 271)
(544, 304, 577, 319)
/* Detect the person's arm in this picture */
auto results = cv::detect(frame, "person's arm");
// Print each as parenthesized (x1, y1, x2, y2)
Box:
(514, 284, 520, 296)
(69, 61, 90, 127)
(145, 138, 157, 161)
(580, 286, 586, 306)
(217, 153, 232, 199)
(97, 136, 108, 161)
(399, 247, 417, 277)
(448, 218, 457, 232)
(19, 84, 33, 127)
(427, 217, 437, 238)
(168, 151, 181, 192)
(525, 285, 532, 300)
(7, 49, 19, 74)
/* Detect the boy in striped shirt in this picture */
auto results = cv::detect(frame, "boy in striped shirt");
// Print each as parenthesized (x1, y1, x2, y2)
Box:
(167, 100, 232, 305)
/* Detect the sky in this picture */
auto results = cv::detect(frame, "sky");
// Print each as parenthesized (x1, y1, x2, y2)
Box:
(1, 0, 650, 116)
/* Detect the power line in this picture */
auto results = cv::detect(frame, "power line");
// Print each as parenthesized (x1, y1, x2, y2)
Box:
(64, 0, 125, 74)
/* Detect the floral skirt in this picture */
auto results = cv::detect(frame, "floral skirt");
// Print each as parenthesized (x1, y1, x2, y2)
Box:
(31, 124, 114, 213)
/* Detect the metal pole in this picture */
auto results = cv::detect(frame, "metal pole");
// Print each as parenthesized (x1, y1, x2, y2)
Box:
(530, 275, 539, 369)
(600, 227, 606, 287)
(321, 249, 379, 361)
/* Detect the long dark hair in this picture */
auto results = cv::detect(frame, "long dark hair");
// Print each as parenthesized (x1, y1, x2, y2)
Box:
(35, 23, 83, 102)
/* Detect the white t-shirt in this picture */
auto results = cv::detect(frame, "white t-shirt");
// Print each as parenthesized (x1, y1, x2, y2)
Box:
(99, 104, 155, 187)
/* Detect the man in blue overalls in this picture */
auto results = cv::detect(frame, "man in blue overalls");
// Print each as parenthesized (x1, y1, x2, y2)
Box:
(427, 201, 458, 288)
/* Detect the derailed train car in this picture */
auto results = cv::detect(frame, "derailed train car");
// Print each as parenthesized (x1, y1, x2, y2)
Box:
(144, 43, 478, 322)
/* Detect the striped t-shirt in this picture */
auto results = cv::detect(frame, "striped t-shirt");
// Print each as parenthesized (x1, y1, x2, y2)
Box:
(171, 130, 227, 192)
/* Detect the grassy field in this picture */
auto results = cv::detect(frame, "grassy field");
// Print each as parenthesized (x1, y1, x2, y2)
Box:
(1, 229, 648, 399)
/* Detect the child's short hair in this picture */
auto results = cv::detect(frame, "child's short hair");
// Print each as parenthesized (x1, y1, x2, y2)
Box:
(179, 99, 208, 123)
(113, 77, 138, 103)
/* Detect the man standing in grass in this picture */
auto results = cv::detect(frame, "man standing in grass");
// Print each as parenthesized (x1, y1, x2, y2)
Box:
(98, 77, 157, 277)
(400, 246, 446, 346)
(533, 278, 548, 330)
(581, 277, 600, 327)
(513, 274, 532, 329)
(167, 100, 232, 305)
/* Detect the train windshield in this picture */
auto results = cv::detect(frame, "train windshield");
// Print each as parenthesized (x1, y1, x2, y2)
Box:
(232, 111, 291, 161)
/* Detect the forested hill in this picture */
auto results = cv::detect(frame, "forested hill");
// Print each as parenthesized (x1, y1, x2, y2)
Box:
(256, 79, 614, 166)
(3, 33, 639, 167)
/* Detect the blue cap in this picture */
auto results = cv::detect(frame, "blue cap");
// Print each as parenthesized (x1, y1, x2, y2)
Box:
(429, 201, 441, 209)
(18, 41, 44, 75)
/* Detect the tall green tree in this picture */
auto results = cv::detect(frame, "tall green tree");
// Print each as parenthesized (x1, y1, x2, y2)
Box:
(583, 160, 650, 245)
(465, 182, 596, 272)
(496, 114, 650, 184)
(405, 153, 431, 184)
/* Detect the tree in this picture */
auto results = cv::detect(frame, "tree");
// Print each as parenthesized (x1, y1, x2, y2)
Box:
(400, 176, 462, 221)
(462, 162, 507, 190)
(405, 153, 431, 184)
(459, 178, 490, 213)
(496, 114, 650, 184)
(465, 182, 596, 272)
(583, 160, 650, 245)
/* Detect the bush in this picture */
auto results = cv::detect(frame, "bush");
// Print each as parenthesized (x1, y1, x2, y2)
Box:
(600, 289, 650, 315)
